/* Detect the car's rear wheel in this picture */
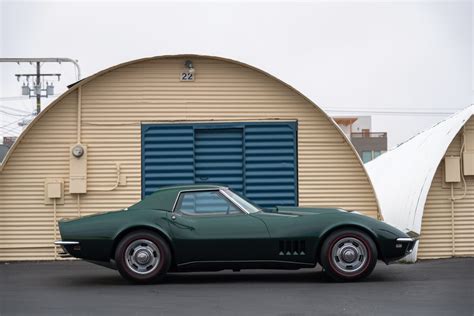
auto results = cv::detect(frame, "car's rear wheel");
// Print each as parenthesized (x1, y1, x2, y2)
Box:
(319, 228, 377, 282)
(115, 230, 171, 284)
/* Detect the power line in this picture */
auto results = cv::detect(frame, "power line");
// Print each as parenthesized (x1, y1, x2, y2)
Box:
(1, 103, 33, 111)
(326, 108, 457, 116)
(0, 58, 81, 80)
(0, 126, 21, 135)
(0, 121, 21, 130)
(0, 104, 33, 114)
(0, 96, 30, 101)
(0, 121, 24, 133)
(0, 109, 34, 117)
(0, 124, 22, 135)
(0, 106, 33, 115)
(0, 93, 61, 100)
(0, 116, 30, 129)
(0, 58, 80, 115)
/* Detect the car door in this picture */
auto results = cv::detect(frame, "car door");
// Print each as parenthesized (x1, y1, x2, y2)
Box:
(168, 189, 270, 264)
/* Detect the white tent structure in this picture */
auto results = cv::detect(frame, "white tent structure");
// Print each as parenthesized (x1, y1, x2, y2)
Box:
(366, 105, 474, 261)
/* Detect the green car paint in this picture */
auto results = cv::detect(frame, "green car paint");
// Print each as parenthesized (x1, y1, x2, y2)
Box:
(57, 184, 415, 271)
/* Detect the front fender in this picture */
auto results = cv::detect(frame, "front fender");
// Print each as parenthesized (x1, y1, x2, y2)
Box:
(315, 213, 411, 263)
(316, 220, 381, 259)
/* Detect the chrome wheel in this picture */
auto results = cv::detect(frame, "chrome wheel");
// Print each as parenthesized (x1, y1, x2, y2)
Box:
(125, 239, 161, 275)
(331, 237, 368, 273)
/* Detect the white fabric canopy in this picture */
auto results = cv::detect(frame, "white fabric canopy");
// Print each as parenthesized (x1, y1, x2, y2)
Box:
(365, 105, 473, 261)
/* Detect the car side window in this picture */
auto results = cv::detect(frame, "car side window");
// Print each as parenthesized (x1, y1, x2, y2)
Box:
(175, 191, 241, 216)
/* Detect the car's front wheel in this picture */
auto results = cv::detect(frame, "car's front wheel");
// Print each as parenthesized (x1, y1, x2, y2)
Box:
(115, 230, 171, 284)
(319, 228, 377, 282)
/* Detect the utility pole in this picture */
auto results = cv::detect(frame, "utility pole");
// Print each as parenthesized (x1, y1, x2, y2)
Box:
(0, 58, 81, 115)
(36, 62, 41, 114)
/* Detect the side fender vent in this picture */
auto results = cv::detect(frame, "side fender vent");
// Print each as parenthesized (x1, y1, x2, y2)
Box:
(279, 240, 306, 256)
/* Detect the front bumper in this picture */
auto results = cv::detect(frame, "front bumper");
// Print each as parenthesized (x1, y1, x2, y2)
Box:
(395, 237, 417, 255)
(382, 236, 418, 264)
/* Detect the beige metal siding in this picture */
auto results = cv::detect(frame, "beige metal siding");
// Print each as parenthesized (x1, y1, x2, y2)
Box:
(0, 92, 78, 260)
(418, 117, 474, 259)
(0, 56, 378, 261)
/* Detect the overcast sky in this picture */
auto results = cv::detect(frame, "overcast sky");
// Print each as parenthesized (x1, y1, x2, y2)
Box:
(1, 0, 472, 148)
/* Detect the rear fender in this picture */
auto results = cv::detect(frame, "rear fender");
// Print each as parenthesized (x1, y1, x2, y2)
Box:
(110, 222, 175, 266)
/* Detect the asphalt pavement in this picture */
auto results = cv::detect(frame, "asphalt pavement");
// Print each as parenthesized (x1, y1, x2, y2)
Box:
(0, 258, 473, 316)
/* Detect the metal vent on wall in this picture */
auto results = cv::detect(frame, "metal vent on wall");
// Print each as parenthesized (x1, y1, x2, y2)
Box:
(142, 124, 195, 196)
(142, 122, 297, 208)
(195, 128, 244, 191)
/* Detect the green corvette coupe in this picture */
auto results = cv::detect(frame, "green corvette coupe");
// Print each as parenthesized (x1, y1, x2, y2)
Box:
(55, 184, 417, 283)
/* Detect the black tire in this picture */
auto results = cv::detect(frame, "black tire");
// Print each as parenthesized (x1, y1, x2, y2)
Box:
(114, 230, 171, 284)
(319, 228, 377, 282)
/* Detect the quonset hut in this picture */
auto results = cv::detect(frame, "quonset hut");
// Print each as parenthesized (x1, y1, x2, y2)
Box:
(366, 106, 474, 261)
(0, 55, 380, 260)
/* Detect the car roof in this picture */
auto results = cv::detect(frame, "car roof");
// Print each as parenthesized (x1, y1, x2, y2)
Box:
(157, 184, 226, 191)
(128, 184, 227, 212)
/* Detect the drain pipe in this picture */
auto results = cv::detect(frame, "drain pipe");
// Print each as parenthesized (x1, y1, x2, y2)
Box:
(449, 127, 468, 256)
(53, 198, 58, 260)
(76, 86, 82, 217)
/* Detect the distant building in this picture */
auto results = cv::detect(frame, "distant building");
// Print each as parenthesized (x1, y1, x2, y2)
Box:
(0, 136, 17, 164)
(0, 137, 16, 163)
(3, 136, 18, 147)
(333, 116, 387, 163)
(0, 144, 9, 163)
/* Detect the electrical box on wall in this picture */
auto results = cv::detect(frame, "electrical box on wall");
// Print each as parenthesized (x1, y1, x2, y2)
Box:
(463, 131, 474, 176)
(444, 156, 461, 183)
(69, 144, 87, 194)
(47, 182, 62, 198)
(465, 131, 474, 150)
(464, 151, 474, 176)
(44, 178, 64, 205)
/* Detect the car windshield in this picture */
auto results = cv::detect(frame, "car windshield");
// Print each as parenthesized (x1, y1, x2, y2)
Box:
(222, 189, 261, 213)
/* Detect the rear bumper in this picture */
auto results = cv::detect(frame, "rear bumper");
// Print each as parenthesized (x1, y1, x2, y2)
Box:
(54, 239, 113, 262)
(54, 241, 79, 246)
(54, 240, 81, 256)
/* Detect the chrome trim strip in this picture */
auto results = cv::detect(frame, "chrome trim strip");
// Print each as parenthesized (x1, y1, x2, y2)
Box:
(219, 189, 250, 214)
(177, 260, 314, 267)
(396, 237, 416, 242)
(54, 241, 79, 245)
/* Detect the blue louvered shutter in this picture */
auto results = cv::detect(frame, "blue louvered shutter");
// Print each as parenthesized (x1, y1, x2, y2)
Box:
(141, 124, 195, 196)
(194, 128, 244, 193)
(244, 122, 297, 207)
(142, 122, 297, 207)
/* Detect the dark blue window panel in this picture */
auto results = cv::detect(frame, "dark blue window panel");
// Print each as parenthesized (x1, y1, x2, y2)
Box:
(141, 122, 297, 208)
(195, 128, 244, 193)
(141, 125, 195, 197)
(244, 123, 297, 207)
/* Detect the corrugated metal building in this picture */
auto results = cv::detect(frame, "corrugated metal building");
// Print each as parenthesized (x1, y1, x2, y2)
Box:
(366, 106, 474, 261)
(0, 55, 380, 261)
